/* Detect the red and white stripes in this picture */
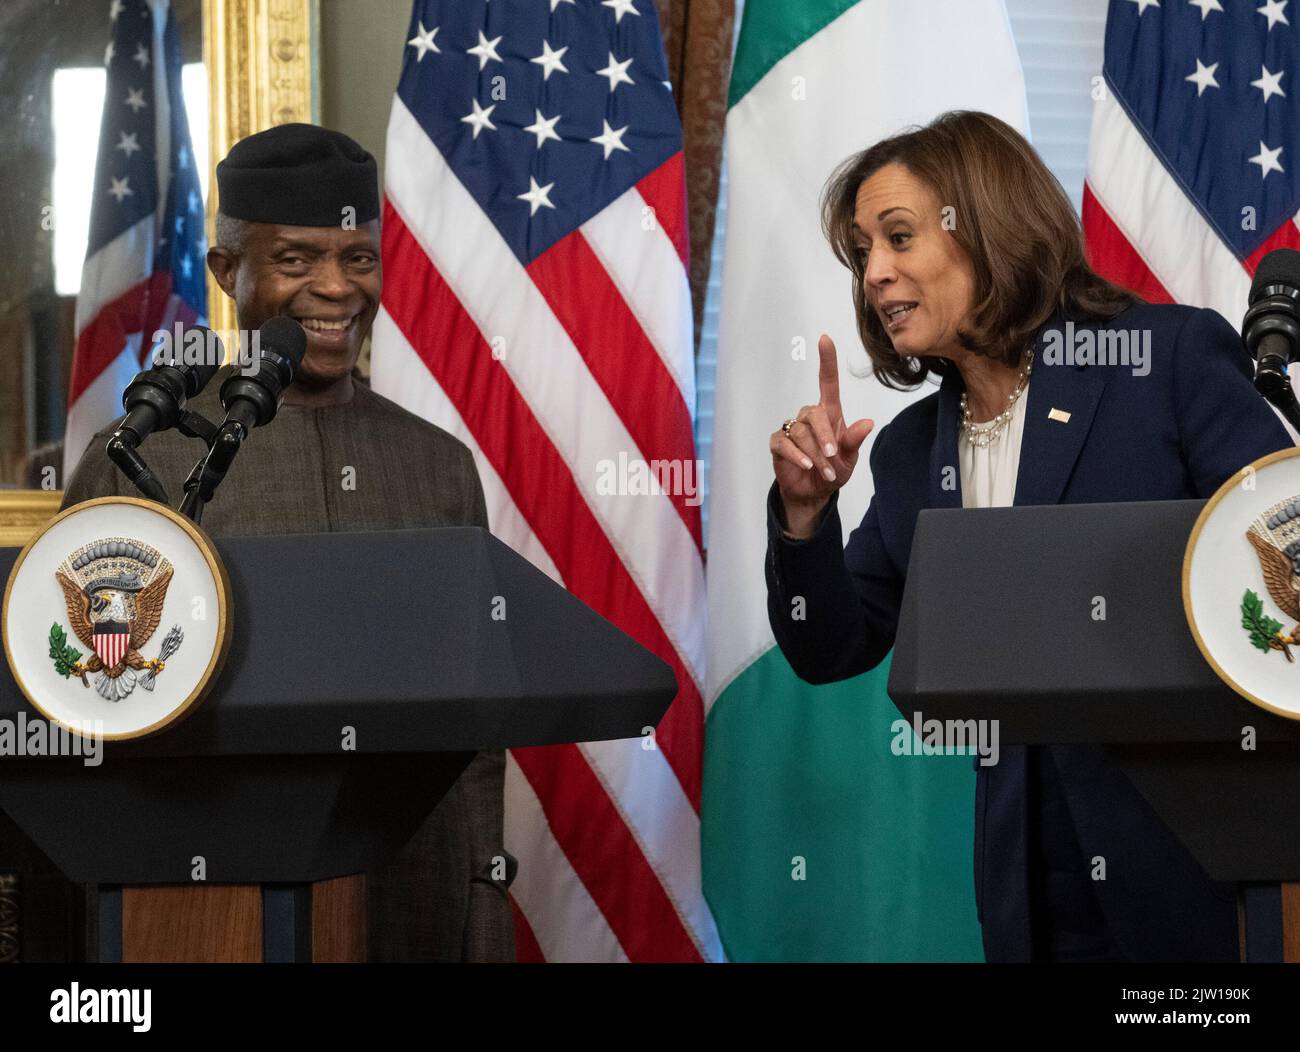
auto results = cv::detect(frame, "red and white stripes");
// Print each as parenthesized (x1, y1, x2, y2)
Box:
(373, 96, 722, 962)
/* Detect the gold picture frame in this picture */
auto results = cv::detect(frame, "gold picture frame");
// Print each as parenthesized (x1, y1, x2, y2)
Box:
(0, 491, 64, 548)
(203, 0, 320, 338)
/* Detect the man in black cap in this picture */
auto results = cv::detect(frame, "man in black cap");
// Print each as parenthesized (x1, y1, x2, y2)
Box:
(63, 123, 515, 962)
(207, 123, 382, 407)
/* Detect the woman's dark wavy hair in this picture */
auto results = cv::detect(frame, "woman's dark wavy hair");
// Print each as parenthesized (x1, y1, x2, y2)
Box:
(821, 110, 1138, 390)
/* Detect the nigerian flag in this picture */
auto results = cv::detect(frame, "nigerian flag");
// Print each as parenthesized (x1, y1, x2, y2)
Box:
(702, 0, 1029, 961)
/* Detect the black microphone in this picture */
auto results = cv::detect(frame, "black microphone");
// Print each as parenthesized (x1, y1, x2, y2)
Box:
(177, 317, 307, 521)
(217, 315, 307, 436)
(114, 326, 224, 446)
(106, 326, 225, 502)
(1243, 248, 1300, 403)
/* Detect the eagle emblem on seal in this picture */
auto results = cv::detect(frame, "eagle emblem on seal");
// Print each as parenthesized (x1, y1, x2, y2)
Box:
(47, 537, 185, 702)
(1241, 494, 1300, 663)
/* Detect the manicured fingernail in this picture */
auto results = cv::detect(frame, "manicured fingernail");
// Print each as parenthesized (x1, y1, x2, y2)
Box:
(801, 457, 813, 470)
(824, 443, 837, 457)
(822, 467, 836, 482)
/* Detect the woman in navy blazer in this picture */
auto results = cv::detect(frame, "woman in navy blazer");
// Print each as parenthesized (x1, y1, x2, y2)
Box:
(766, 111, 1293, 962)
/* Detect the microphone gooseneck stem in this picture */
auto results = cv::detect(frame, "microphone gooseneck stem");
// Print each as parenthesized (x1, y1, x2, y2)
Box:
(1255, 363, 1300, 436)
(179, 425, 245, 524)
(178, 458, 207, 524)
(105, 430, 170, 505)
(178, 403, 260, 523)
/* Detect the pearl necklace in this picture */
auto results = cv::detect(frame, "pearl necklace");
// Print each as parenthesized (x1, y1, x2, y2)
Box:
(959, 350, 1034, 448)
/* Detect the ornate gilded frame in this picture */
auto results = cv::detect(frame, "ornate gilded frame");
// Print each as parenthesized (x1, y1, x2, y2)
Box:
(0, 1, 319, 543)
(0, 492, 64, 549)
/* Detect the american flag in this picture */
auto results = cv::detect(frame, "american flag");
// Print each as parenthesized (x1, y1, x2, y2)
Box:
(1085, 0, 1300, 321)
(371, 0, 721, 960)
(63, 0, 206, 484)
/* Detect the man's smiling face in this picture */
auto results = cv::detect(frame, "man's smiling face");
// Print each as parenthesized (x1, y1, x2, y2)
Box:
(208, 219, 381, 388)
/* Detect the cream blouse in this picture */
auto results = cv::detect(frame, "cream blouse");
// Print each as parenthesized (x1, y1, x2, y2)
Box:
(959, 380, 1031, 509)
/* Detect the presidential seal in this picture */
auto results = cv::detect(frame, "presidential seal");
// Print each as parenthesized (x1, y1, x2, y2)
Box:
(1242, 494, 1300, 662)
(1185, 447, 1300, 720)
(52, 537, 182, 702)
(3, 497, 230, 740)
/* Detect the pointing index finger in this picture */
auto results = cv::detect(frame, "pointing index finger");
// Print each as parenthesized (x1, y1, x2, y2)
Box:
(817, 334, 842, 412)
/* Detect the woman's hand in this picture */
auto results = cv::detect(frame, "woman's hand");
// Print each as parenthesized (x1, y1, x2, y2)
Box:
(770, 335, 875, 538)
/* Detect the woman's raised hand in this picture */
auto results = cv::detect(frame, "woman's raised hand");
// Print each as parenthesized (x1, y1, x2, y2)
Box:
(769, 334, 875, 538)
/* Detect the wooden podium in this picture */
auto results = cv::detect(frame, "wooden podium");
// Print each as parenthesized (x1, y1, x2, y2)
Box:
(104, 878, 365, 963)
(0, 527, 676, 962)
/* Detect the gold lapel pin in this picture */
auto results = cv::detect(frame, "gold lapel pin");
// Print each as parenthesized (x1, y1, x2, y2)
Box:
(1048, 408, 1072, 423)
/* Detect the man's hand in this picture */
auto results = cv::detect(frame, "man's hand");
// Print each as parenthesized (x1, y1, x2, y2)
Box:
(769, 334, 874, 538)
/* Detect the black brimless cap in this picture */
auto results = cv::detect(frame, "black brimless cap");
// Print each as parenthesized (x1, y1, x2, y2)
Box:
(215, 123, 379, 226)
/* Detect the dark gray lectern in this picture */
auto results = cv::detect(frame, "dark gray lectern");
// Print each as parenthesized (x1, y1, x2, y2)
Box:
(0, 527, 676, 962)
(888, 500, 1300, 963)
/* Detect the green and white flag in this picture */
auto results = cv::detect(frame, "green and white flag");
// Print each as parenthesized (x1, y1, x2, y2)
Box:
(703, 0, 1029, 961)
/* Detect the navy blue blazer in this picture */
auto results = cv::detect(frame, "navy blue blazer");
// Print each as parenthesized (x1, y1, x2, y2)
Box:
(765, 302, 1294, 962)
